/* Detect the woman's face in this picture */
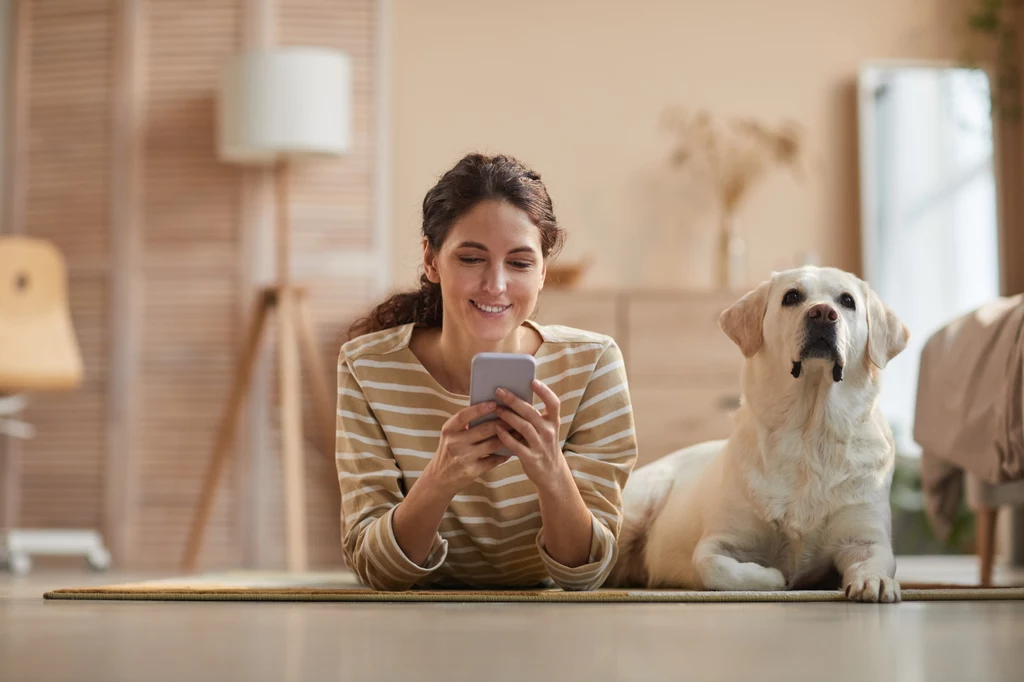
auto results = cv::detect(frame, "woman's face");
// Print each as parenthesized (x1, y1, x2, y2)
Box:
(424, 200, 547, 345)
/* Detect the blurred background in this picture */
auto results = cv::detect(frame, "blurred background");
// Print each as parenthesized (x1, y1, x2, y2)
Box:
(1, 0, 1022, 577)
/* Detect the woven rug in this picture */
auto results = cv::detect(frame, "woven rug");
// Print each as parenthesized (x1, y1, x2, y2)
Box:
(42, 571, 1024, 603)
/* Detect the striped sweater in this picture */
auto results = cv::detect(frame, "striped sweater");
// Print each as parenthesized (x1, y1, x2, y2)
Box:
(335, 320, 637, 591)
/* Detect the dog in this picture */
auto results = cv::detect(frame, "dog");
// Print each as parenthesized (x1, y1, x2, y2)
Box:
(606, 266, 909, 603)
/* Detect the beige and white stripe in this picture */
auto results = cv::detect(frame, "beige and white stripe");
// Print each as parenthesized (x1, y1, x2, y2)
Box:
(335, 320, 637, 591)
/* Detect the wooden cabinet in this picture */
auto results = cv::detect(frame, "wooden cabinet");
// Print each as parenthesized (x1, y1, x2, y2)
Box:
(535, 289, 744, 468)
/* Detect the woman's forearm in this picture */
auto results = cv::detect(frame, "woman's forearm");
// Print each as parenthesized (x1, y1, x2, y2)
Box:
(391, 468, 454, 566)
(536, 460, 593, 567)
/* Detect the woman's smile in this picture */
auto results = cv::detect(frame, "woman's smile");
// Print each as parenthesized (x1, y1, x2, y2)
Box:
(471, 300, 512, 317)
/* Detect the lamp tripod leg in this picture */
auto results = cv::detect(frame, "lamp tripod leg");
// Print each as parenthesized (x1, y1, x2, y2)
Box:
(277, 287, 308, 572)
(181, 295, 271, 572)
(293, 290, 336, 461)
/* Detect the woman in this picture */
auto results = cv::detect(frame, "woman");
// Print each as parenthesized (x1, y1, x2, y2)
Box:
(337, 153, 637, 591)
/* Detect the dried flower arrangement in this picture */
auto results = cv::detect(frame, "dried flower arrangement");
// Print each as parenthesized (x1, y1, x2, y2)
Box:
(660, 106, 806, 289)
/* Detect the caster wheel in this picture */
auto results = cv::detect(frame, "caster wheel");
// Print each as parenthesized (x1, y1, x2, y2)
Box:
(9, 553, 31, 576)
(88, 549, 111, 571)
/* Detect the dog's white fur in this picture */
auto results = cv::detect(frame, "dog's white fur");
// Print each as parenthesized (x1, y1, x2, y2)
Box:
(606, 266, 909, 603)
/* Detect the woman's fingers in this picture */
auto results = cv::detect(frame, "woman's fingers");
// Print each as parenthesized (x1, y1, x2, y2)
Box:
(463, 419, 501, 444)
(466, 435, 504, 459)
(495, 406, 541, 449)
(532, 379, 561, 423)
(496, 388, 546, 431)
(495, 424, 532, 458)
(444, 401, 497, 434)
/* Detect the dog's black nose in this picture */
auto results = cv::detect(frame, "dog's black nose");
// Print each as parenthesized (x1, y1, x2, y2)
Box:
(807, 303, 838, 324)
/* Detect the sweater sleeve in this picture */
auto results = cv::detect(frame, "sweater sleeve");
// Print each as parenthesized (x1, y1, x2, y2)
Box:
(535, 339, 638, 590)
(336, 349, 447, 590)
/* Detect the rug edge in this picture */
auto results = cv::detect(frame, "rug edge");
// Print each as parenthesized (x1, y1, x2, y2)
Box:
(42, 586, 1024, 603)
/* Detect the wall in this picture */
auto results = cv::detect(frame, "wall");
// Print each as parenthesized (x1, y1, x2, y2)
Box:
(0, 0, 8, 216)
(389, 0, 975, 291)
(4, 0, 383, 570)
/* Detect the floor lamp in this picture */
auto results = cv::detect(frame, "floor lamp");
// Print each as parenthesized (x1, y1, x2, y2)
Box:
(181, 48, 351, 572)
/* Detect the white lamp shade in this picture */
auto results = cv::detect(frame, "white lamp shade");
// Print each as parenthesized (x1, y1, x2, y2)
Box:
(217, 47, 352, 164)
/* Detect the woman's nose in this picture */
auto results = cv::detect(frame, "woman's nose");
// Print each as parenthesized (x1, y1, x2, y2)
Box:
(482, 265, 506, 294)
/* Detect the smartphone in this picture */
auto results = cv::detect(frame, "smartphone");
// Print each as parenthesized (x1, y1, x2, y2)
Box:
(468, 352, 538, 455)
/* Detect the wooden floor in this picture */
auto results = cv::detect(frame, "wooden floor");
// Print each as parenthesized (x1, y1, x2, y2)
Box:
(2, 556, 1023, 682)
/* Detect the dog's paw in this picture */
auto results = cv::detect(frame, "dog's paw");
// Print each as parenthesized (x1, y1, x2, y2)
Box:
(701, 556, 787, 591)
(741, 565, 787, 591)
(844, 574, 901, 603)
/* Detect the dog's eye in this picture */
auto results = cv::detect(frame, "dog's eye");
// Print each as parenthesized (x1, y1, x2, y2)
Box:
(839, 293, 856, 310)
(782, 289, 802, 306)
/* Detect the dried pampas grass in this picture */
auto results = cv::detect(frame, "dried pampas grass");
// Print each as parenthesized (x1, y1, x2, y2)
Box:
(659, 106, 807, 288)
(660, 105, 806, 216)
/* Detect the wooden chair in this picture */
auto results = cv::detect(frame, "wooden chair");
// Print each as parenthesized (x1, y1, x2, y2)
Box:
(0, 235, 82, 390)
(967, 474, 1024, 586)
(0, 235, 108, 574)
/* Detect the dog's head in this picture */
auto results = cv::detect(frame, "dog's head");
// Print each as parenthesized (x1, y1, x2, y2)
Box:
(719, 266, 908, 381)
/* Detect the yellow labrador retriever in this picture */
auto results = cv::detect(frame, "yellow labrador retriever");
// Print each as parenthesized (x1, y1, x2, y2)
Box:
(606, 266, 909, 602)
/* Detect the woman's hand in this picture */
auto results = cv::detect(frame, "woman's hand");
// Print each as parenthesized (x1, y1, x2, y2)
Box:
(419, 401, 510, 499)
(495, 380, 594, 567)
(394, 402, 506, 567)
(494, 380, 566, 486)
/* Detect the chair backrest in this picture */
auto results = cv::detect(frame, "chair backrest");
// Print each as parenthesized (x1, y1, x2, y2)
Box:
(0, 236, 83, 392)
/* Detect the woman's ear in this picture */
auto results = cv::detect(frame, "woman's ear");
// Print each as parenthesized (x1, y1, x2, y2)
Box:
(539, 261, 547, 291)
(423, 239, 440, 284)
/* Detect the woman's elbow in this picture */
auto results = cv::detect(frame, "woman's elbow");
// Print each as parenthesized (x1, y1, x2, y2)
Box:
(555, 576, 605, 592)
(343, 542, 411, 591)
(349, 561, 413, 591)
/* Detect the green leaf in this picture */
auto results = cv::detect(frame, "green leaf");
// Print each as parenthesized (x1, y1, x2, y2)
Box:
(969, 12, 1000, 33)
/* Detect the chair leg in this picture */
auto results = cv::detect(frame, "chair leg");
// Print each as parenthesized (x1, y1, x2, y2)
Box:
(977, 507, 999, 586)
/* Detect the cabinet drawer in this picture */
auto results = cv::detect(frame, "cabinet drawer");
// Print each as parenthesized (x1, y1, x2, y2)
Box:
(626, 293, 742, 386)
(629, 386, 739, 468)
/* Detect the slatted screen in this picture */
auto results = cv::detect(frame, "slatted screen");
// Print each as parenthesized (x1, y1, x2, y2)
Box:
(19, 0, 112, 533)
(132, 0, 244, 569)
(9, 0, 382, 570)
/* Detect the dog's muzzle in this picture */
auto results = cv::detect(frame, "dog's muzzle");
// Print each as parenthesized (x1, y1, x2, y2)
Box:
(792, 311, 844, 382)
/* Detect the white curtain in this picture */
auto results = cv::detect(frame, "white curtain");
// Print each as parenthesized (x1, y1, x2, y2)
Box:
(867, 67, 1000, 455)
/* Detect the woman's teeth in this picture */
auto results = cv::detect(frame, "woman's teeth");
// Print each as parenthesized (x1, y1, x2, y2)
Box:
(473, 301, 509, 314)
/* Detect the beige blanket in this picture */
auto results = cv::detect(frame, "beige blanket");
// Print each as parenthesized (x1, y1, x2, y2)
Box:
(915, 294, 1024, 539)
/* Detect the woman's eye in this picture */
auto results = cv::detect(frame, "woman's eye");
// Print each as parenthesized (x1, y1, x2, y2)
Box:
(782, 289, 802, 306)
(839, 293, 856, 310)
(458, 256, 483, 264)
(509, 261, 532, 270)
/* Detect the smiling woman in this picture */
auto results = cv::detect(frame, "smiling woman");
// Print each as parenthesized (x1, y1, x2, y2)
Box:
(338, 153, 638, 591)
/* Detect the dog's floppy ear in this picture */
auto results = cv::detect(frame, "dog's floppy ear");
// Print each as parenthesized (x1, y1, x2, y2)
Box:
(719, 278, 772, 358)
(863, 281, 909, 369)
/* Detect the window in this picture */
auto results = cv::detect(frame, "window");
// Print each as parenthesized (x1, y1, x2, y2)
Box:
(859, 65, 1001, 456)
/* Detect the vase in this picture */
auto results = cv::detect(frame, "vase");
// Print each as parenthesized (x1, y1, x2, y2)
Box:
(717, 216, 745, 290)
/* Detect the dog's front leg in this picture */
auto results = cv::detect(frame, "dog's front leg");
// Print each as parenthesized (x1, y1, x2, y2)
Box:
(834, 540, 899, 603)
(693, 538, 786, 591)
(830, 508, 900, 603)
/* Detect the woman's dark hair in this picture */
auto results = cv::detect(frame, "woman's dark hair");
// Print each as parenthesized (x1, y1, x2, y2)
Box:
(348, 153, 565, 338)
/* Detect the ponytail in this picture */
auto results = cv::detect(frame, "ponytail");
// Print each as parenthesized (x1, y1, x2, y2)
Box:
(348, 274, 443, 339)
